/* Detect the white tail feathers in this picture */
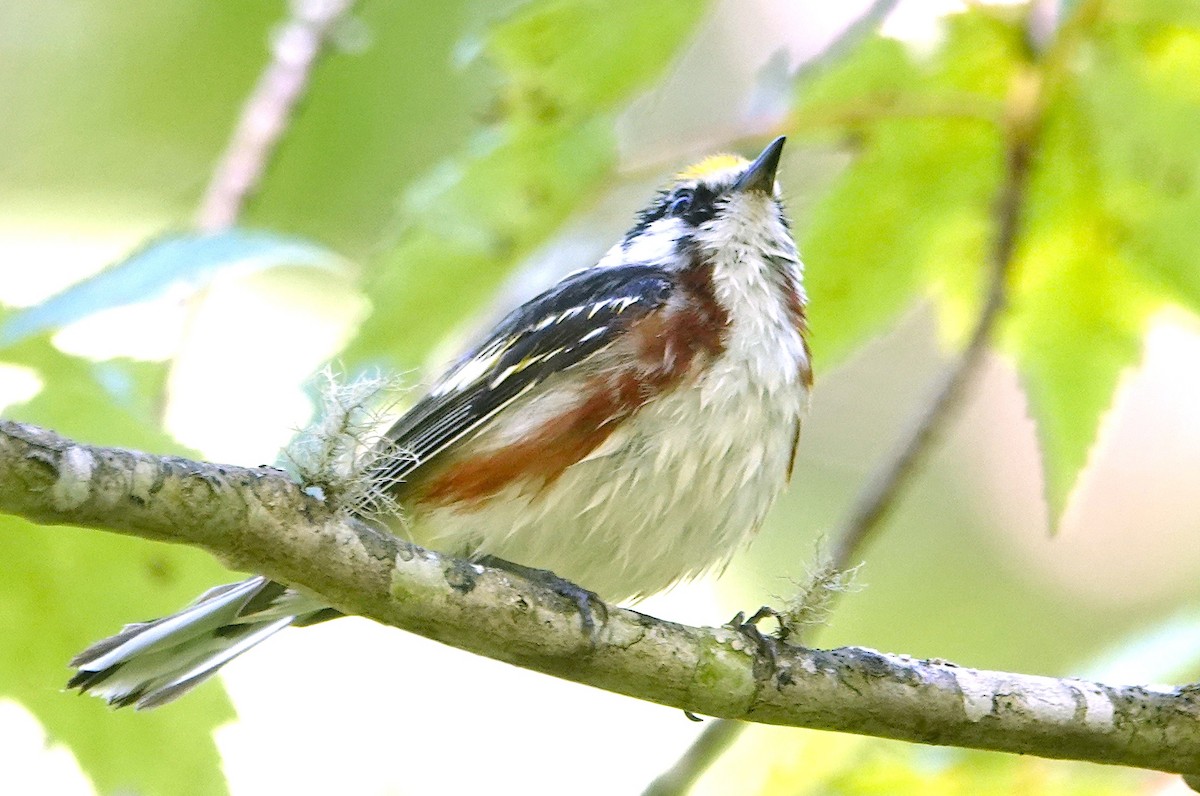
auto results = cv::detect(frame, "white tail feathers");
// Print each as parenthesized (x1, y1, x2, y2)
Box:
(68, 576, 330, 709)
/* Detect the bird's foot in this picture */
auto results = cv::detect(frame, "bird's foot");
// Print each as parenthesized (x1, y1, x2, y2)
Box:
(477, 555, 607, 642)
(727, 606, 784, 671)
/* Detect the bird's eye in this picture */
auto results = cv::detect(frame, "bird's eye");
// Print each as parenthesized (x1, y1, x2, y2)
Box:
(667, 190, 694, 216)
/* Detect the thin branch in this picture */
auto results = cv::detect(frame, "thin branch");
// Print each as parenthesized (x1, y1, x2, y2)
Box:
(792, 94, 1002, 132)
(642, 718, 745, 796)
(827, 51, 1046, 575)
(826, 131, 1029, 572)
(2, 418, 1200, 777)
(821, 0, 1106, 616)
(195, 0, 357, 232)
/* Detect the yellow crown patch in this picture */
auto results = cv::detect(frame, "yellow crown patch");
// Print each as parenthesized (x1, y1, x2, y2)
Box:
(676, 153, 748, 181)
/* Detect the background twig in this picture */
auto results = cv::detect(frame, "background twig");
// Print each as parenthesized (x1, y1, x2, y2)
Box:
(195, 0, 357, 232)
(826, 124, 1031, 573)
(642, 718, 745, 796)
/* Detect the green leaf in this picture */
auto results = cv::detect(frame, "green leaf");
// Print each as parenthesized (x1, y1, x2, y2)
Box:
(801, 118, 1002, 364)
(1002, 90, 1158, 521)
(349, 119, 615, 368)
(242, 0, 497, 256)
(1100, 0, 1200, 27)
(797, 11, 1018, 365)
(0, 229, 346, 347)
(344, 0, 707, 370)
(1074, 16, 1200, 314)
(1, 335, 233, 795)
(486, 0, 707, 113)
(0, 516, 233, 796)
(793, 6, 1200, 521)
(1000, 4, 1200, 521)
(1005, 258, 1147, 523)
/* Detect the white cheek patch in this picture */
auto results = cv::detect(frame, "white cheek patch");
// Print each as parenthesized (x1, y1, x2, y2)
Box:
(620, 217, 686, 266)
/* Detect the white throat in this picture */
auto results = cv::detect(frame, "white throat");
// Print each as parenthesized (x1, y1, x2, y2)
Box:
(698, 193, 808, 389)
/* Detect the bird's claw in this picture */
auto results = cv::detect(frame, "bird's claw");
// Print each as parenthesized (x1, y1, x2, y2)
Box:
(727, 606, 783, 671)
(477, 555, 607, 643)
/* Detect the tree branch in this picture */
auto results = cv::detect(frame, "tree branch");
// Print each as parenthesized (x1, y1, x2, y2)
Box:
(2, 418, 1198, 777)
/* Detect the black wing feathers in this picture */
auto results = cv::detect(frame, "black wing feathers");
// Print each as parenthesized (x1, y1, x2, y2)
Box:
(373, 265, 674, 493)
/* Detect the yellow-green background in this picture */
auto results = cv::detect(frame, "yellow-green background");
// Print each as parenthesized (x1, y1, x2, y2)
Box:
(2, 0, 1199, 793)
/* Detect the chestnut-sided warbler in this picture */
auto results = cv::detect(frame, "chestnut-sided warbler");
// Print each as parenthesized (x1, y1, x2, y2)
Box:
(69, 136, 811, 708)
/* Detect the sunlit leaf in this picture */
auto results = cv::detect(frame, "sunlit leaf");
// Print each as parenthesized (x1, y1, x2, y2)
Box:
(794, 5, 1200, 522)
(1075, 15, 1200, 314)
(796, 12, 1018, 366)
(0, 515, 233, 796)
(1002, 76, 1161, 520)
(243, 0, 494, 255)
(0, 230, 346, 347)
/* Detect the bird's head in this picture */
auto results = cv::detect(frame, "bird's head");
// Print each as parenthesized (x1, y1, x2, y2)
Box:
(603, 136, 794, 272)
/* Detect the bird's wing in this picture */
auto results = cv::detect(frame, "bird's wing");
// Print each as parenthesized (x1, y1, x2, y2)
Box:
(370, 264, 675, 494)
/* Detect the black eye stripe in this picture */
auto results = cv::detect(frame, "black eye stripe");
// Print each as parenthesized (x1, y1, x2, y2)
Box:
(675, 185, 718, 225)
(624, 183, 724, 243)
(667, 190, 694, 216)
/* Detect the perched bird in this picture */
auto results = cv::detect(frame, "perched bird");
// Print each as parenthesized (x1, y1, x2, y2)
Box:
(68, 136, 812, 709)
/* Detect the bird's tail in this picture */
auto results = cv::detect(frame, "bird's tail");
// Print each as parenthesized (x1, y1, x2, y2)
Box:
(68, 576, 330, 709)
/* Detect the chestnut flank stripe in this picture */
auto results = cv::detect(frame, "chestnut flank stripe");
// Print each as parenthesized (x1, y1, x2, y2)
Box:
(413, 263, 729, 507)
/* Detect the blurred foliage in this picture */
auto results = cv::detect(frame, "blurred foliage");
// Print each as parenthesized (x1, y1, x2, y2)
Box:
(3, 0, 1200, 793)
(797, 16, 1010, 364)
(0, 231, 347, 346)
(695, 725, 1145, 795)
(0, 330, 232, 795)
(796, 0, 1200, 518)
(345, 0, 707, 369)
